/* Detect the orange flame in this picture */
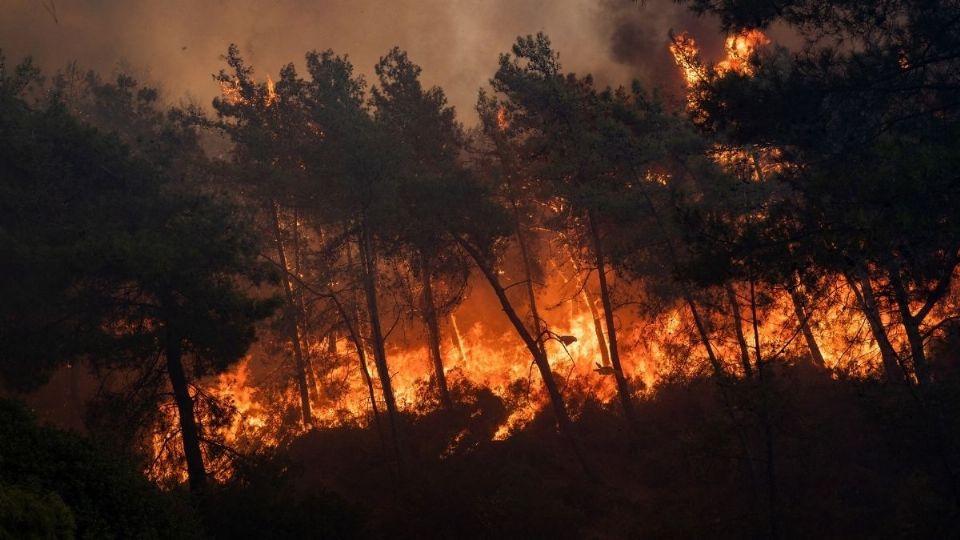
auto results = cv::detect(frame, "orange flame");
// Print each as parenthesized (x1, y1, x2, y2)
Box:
(218, 79, 243, 105)
(669, 32, 707, 87)
(265, 75, 278, 107)
(670, 29, 770, 112)
(143, 29, 911, 487)
(148, 260, 898, 486)
(496, 106, 509, 131)
(217, 74, 278, 108)
(717, 29, 770, 77)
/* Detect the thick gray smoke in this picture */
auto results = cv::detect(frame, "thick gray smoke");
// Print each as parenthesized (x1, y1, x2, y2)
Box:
(2, 0, 723, 121)
(598, 0, 724, 90)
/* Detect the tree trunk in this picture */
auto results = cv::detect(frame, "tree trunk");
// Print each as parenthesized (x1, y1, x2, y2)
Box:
(351, 316, 384, 447)
(511, 201, 545, 354)
(327, 330, 338, 354)
(587, 210, 639, 431)
(449, 313, 468, 363)
(559, 253, 611, 368)
(456, 236, 590, 474)
(584, 294, 611, 368)
(358, 222, 402, 470)
(164, 327, 206, 492)
(887, 266, 931, 385)
(748, 276, 780, 539)
(749, 278, 764, 376)
(419, 253, 453, 410)
(324, 261, 386, 454)
(786, 274, 826, 369)
(685, 293, 726, 379)
(347, 294, 387, 454)
(291, 210, 322, 403)
(685, 291, 761, 503)
(844, 270, 905, 383)
(726, 283, 754, 377)
(270, 202, 313, 427)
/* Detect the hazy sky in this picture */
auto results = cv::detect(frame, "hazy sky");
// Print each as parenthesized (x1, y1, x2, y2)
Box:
(2, 0, 726, 122)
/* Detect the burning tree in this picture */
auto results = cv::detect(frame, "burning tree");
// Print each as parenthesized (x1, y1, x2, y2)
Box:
(370, 47, 471, 412)
(677, 0, 960, 386)
(484, 33, 748, 430)
(212, 47, 320, 428)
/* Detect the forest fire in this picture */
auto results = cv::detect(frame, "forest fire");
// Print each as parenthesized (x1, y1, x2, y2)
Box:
(6, 1, 960, 537)
(147, 270, 653, 480)
(136, 24, 905, 486)
(146, 248, 893, 485)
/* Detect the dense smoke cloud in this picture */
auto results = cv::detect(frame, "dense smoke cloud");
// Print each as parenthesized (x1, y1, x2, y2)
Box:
(598, 0, 724, 90)
(2, 0, 723, 121)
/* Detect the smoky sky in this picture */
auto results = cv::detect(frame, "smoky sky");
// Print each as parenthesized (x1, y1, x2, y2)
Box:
(599, 0, 725, 88)
(2, 0, 725, 122)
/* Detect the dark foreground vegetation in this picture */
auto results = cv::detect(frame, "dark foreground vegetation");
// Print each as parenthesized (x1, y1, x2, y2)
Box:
(4, 0, 960, 537)
(5, 366, 960, 538)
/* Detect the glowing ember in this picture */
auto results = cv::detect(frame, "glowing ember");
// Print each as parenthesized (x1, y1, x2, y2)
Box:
(218, 79, 243, 105)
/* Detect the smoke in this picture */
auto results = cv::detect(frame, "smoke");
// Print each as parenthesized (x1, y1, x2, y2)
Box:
(2, 0, 726, 122)
(597, 0, 725, 92)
